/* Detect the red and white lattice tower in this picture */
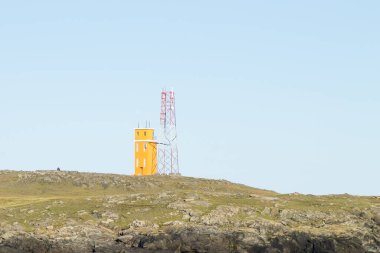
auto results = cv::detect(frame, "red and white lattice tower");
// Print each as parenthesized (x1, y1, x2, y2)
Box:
(158, 88, 180, 175)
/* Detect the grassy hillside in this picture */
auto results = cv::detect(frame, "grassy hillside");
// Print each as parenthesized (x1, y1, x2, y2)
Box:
(0, 170, 379, 236)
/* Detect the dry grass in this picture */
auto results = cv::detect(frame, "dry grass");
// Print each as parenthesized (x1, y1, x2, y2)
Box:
(0, 170, 378, 234)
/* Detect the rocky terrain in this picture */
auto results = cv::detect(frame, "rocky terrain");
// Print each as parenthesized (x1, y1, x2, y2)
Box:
(0, 170, 379, 253)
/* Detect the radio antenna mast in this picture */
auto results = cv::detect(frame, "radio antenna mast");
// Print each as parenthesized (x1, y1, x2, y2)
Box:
(158, 88, 180, 175)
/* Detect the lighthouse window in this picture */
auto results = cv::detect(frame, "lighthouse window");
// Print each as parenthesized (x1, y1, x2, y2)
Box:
(136, 143, 139, 152)
(144, 132, 146, 136)
(144, 143, 147, 152)
(143, 159, 146, 168)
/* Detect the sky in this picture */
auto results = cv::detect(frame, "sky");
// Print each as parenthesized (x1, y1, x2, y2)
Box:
(0, 1, 379, 195)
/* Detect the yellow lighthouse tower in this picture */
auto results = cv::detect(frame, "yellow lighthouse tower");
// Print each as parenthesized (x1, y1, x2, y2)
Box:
(134, 128, 157, 176)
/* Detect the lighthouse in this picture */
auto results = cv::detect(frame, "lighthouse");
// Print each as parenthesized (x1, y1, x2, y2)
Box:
(134, 128, 157, 176)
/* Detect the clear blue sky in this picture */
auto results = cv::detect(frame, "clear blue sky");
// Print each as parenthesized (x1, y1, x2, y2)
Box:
(1, 1, 379, 195)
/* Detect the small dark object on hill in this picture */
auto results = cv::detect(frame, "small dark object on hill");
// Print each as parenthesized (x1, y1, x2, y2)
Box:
(57, 167, 61, 171)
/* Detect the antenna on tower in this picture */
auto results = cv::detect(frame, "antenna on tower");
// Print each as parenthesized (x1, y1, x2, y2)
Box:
(158, 88, 180, 175)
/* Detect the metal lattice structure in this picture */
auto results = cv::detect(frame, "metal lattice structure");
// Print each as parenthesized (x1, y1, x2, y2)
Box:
(158, 88, 180, 175)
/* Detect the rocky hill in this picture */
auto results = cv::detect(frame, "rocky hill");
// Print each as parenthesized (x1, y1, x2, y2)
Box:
(0, 170, 379, 253)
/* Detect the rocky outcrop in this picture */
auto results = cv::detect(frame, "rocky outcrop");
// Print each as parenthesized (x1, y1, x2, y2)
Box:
(0, 171, 379, 253)
(0, 224, 377, 253)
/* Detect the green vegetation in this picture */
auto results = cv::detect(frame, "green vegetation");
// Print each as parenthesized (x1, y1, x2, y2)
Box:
(0, 170, 379, 235)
